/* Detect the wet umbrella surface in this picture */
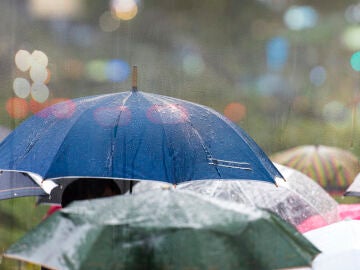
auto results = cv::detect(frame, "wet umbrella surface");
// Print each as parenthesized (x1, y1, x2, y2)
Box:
(4, 189, 319, 270)
(0, 88, 283, 197)
(132, 163, 339, 231)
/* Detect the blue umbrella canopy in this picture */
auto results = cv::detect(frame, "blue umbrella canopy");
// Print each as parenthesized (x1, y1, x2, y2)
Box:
(0, 89, 282, 186)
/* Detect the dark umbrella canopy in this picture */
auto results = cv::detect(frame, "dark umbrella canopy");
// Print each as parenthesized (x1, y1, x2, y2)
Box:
(4, 190, 319, 270)
(0, 90, 283, 186)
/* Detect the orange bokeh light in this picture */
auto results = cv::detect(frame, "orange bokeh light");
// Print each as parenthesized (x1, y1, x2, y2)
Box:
(6, 97, 29, 119)
(113, 7, 137, 20)
(223, 102, 247, 122)
(29, 98, 50, 114)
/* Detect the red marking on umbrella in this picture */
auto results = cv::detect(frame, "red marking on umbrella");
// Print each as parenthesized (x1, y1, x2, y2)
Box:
(146, 104, 189, 124)
(93, 105, 131, 127)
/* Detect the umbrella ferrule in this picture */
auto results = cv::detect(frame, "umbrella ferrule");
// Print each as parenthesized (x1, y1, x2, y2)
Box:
(132, 65, 138, 92)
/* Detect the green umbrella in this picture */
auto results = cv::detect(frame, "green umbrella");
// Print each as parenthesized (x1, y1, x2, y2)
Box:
(4, 190, 319, 270)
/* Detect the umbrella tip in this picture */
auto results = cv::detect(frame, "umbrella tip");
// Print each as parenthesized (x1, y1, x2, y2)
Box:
(132, 65, 138, 92)
(274, 176, 286, 187)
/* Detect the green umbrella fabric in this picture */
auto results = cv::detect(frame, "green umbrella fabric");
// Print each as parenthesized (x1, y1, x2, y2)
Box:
(4, 190, 319, 270)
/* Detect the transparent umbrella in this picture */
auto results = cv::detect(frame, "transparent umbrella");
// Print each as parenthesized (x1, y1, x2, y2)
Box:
(132, 163, 339, 232)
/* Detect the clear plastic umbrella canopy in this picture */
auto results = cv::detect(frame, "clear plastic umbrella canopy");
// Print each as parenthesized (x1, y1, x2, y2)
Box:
(132, 163, 339, 230)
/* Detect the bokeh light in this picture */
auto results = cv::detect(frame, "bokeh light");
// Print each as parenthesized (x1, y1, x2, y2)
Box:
(30, 64, 49, 83)
(13, 77, 31, 98)
(147, 104, 189, 124)
(99, 11, 120, 32)
(31, 83, 50, 103)
(266, 36, 289, 70)
(223, 102, 247, 122)
(350, 51, 360, 71)
(345, 3, 360, 24)
(309, 66, 327, 86)
(28, 0, 84, 20)
(284, 6, 318, 30)
(105, 59, 130, 82)
(29, 98, 50, 114)
(94, 106, 131, 126)
(15, 50, 31, 72)
(85, 60, 107, 82)
(6, 97, 29, 119)
(30, 50, 48, 67)
(322, 101, 350, 124)
(341, 26, 360, 51)
(182, 52, 205, 76)
(111, 0, 138, 21)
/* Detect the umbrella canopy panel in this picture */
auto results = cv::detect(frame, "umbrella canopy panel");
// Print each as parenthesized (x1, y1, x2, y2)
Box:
(271, 145, 360, 194)
(4, 190, 319, 270)
(0, 90, 282, 185)
(131, 163, 339, 229)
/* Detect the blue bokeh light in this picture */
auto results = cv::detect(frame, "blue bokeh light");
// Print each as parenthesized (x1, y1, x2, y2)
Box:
(284, 6, 318, 30)
(266, 36, 289, 70)
(105, 59, 130, 82)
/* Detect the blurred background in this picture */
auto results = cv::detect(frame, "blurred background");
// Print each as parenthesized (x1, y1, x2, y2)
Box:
(1, 0, 360, 268)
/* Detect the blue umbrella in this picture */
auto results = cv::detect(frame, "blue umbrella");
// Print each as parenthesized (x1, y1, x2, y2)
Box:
(0, 126, 56, 200)
(0, 81, 282, 190)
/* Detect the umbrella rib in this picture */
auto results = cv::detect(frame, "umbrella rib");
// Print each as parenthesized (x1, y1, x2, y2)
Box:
(9, 117, 59, 168)
(43, 95, 120, 178)
(142, 93, 182, 181)
(108, 91, 132, 177)
(281, 180, 335, 224)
